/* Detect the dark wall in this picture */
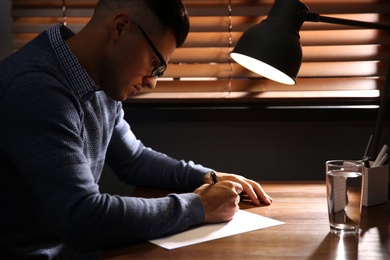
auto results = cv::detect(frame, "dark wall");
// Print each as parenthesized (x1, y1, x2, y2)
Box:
(99, 105, 390, 195)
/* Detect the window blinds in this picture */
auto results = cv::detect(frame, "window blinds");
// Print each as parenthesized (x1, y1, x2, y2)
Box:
(11, 0, 390, 104)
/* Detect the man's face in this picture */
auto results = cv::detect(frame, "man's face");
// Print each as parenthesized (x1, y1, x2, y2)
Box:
(99, 18, 176, 101)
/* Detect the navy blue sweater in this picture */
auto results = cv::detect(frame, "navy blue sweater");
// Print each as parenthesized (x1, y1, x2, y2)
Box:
(0, 24, 209, 259)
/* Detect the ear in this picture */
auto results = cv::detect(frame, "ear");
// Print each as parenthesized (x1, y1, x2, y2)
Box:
(110, 13, 130, 39)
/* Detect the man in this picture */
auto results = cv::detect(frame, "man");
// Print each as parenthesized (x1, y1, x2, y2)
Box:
(0, 0, 272, 259)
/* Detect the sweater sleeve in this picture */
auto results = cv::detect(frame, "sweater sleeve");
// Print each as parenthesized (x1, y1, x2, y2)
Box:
(105, 105, 212, 192)
(0, 74, 207, 252)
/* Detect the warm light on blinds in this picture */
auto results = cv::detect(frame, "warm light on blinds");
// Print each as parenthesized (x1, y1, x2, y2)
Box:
(11, 0, 390, 104)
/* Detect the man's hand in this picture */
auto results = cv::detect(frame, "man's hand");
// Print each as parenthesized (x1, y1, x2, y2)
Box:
(194, 181, 243, 223)
(204, 171, 273, 206)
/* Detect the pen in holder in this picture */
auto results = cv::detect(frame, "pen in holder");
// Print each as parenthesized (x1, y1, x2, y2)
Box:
(363, 163, 389, 207)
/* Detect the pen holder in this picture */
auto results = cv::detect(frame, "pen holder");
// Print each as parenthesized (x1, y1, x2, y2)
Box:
(363, 163, 389, 207)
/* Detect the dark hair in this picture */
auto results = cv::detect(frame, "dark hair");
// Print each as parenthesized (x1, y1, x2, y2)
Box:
(144, 0, 190, 47)
(96, 0, 190, 47)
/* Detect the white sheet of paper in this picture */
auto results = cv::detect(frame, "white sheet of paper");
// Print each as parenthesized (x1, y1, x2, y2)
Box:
(149, 210, 284, 250)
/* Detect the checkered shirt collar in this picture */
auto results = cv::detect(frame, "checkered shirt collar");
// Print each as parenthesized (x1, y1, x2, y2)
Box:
(48, 24, 99, 99)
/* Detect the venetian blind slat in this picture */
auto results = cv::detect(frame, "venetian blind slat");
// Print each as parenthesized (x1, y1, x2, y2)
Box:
(145, 78, 383, 92)
(170, 45, 389, 63)
(12, 4, 390, 17)
(163, 61, 388, 78)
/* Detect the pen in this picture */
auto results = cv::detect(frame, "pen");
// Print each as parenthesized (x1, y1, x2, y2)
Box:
(376, 153, 389, 167)
(210, 171, 219, 184)
(363, 156, 370, 168)
(373, 144, 388, 167)
(362, 133, 373, 160)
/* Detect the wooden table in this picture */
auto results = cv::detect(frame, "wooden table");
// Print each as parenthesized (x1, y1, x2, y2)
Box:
(101, 181, 390, 259)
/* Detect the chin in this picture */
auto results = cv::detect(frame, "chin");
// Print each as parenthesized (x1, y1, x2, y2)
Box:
(107, 93, 127, 102)
(119, 95, 129, 102)
(122, 92, 137, 101)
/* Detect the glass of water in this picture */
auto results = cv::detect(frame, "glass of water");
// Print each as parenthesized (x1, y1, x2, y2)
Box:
(326, 160, 364, 235)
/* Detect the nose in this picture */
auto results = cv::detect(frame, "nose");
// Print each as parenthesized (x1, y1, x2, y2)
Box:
(143, 76, 158, 89)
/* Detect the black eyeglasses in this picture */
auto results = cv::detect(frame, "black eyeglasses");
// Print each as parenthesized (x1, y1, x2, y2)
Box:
(130, 19, 167, 78)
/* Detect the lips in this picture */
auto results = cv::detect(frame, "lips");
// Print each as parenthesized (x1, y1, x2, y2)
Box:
(134, 85, 142, 93)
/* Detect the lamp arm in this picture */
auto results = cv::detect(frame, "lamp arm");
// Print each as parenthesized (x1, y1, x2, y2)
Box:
(299, 10, 390, 157)
(298, 11, 390, 32)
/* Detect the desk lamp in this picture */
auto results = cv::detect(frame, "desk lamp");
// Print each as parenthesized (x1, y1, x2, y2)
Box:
(230, 0, 390, 158)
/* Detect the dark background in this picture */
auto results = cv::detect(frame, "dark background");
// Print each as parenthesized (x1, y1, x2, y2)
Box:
(99, 104, 390, 195)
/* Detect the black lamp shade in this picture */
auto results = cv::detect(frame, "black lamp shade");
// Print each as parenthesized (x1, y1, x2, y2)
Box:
(230, 0, 309, 85)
